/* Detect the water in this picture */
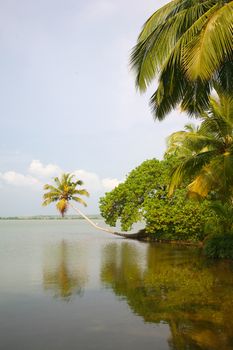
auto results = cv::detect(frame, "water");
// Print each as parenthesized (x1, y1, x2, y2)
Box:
(0, 220, 233, 350)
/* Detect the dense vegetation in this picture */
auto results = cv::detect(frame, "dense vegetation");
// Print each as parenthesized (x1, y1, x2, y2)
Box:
(99, 158, 215, 243)
(99, 88, 233, 254)
(41, 1, 233, 257)
(108, 0, 233, 258)
(167, 87, 233, 202)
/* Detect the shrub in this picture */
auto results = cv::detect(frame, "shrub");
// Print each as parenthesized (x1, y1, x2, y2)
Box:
(204, 233, 233, 259)
(100, 158, 215, 241)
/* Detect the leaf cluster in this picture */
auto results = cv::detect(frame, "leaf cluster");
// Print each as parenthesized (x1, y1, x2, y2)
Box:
(42, 173, 89, 216)
(204, 232, 233, 258)
(167, 88, 233, 201)
(99, 158, 214, 241)
(131, 0, 233, 119)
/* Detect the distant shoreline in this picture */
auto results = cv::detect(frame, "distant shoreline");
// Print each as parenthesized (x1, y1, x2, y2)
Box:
(0, 215, 102, 220)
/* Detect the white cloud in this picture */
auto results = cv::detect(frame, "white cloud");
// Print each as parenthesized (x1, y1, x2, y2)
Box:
(0, 171, 41, 187)
(0, 159, 122, 215)
(28, 159, 62, 178)
(73, 169, 119, 193)
(73, 169, 101, 192)
(102, 178, 121, 191)
(0, 161, 120, 195)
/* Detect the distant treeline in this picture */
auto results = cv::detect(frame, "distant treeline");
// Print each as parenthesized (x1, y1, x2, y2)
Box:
(0, 215, 102, 220)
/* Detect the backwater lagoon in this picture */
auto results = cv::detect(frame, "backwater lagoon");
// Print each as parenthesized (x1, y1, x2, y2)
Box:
(1, 220, 233, 350)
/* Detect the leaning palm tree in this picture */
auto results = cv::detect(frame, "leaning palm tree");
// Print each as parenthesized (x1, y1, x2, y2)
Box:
(131, 0, 233, 119)
(42, 173, 137, 238)
(167, 87, 233, 202)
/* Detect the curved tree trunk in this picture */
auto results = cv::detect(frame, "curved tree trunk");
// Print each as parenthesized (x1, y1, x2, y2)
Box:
(69, 203, 139, 239)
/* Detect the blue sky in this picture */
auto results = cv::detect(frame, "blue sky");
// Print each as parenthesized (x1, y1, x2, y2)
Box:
(0, 0, 190, 216)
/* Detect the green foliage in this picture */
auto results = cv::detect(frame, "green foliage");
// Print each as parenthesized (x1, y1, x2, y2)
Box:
(167, 88, 233, 201)
(42, 173, 89, 216)
(99, 158, 215, 241)
(144, 189, 213, 242)
(130, 0, 233, 119)
(203, 202, 233, 259)
(205, 201, 233, 235)
(100, 159, 168, 231)
(204, 233, 233, 259)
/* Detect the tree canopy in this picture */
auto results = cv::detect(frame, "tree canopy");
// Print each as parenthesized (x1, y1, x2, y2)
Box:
(131, 0, 233, 119)
(42, 173, 89, 217)
(99, 158, 214, 241)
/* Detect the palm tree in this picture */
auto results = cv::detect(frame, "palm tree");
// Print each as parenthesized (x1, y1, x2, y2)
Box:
(165, 123, 200, 157)
(167, 87, 233, 202)
(43, 173, 89, 217)
(131, 0, 233, 120)
(42, 173, 138, 238)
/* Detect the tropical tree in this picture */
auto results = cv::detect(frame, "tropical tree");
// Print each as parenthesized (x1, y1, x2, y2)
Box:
(100, 158, 214, 242)
(131, 0, 233, 119)
(167, 88, 233, 201)
(42, 173, 89, 217)
(208, 201, 233, 233)
(42, 173, 136, 238)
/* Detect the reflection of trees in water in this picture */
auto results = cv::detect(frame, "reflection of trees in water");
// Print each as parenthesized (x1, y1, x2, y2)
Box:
(101, 242, 233, 350)
(43, 240, 88, 300)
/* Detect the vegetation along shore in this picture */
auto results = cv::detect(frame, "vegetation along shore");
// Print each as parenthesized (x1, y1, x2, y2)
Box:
(41, 1, 233, 259)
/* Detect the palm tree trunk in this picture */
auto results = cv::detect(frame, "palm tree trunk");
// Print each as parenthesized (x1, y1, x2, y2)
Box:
(69, 203, 139, 239)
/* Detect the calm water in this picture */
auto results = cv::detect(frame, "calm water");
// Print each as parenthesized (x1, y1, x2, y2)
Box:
(0, 220, 233, 350)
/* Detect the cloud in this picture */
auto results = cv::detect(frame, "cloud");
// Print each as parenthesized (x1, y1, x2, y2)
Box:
(0, 160, 120, 193)
(102, 178, 121, 191)
(73, 169, 102, 192)
(0, 171, 40, 187)
(73, 169, 120, 192)
(28, 159, 62, 178)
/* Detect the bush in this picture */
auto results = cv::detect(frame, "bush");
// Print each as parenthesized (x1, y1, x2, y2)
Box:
(99, 158, 215, 241)
(204, 233, 233, 259)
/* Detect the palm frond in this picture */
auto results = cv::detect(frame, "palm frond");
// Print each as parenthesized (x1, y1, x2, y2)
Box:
(42, 197, 59, 207)
(217, 59, 233, 92)
(131, 0, 217, 91)
(169, 150, 217, 196)
(53, 177, 61, 188)
(42, 173, 90, 216)
(188, 164, 217, 197)
(73, 189, 90, 197)
(43, 191, 60, 200)
(184, 2, 233, 80)
(72, 197, 87, 207)
(130, 0, 233, 119)
(168, 87, 233, 200)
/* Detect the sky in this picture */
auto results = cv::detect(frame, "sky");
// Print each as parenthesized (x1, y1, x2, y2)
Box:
(0, 0, 190, 216)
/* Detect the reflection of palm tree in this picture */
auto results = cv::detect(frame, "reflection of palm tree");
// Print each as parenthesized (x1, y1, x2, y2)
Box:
(101, 243, 143, 293)
(101, 242, 233, 349)
(43, 241, 88, 300)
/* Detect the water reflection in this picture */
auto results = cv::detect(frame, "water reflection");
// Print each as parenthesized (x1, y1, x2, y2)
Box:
(101, 242, 233, 350)
(43, 240, 88, 300)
